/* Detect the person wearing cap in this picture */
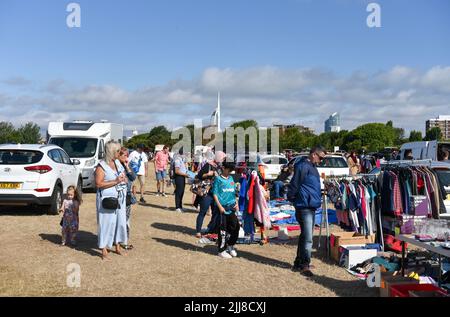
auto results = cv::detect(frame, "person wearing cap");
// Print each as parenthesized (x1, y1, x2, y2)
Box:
(287, 145, 326, 277)
(194, 151, 226, 238)
(129, 144, 149, 203)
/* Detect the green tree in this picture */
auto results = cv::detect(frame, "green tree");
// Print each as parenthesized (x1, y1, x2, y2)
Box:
(0, 122, 21, 144)
(343, 123, 394, 152)
(409, 130, 423, 142)
(148, 125, 173, 150)
(18, 122, 41, 144)
(424, 127, 442, 141)
(230, 120, 258, 130)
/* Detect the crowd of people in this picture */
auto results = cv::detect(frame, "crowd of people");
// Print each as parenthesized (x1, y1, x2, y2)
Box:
(57, 141, 324, 278)
(56, 141, 449, 277)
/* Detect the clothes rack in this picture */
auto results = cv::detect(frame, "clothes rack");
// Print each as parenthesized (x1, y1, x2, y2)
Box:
(320, 172, 382, 257)
(383, 159, 432, 167)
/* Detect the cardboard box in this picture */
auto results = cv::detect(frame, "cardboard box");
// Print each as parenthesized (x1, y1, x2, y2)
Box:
(380, 273, 419, 297)
(330, 232, 376, 262)
(341, 245, 378, 269)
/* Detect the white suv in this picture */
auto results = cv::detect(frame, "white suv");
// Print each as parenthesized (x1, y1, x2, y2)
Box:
(287, 154, 350, 177)
(0, 144, 83, 214)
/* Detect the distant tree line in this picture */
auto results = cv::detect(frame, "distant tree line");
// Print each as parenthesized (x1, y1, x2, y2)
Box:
(0, 122, 41, 144)
(125, 120, 447, 154)
(1, 119, 445, 153)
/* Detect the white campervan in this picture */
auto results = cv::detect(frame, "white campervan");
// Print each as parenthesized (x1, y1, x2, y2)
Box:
(399, 141, 450, 161)
(47, 121, 124, 189)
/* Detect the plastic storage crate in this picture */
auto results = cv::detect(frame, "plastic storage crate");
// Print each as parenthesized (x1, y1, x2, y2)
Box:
(390, 284, 449, 297)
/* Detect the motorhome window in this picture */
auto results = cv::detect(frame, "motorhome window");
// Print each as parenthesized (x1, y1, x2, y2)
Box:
(63, 123, 94, 131)
(58, 150, 72, 164)
(48, 149, 63, 163)
(49, 138, 98, 158)
(0, 150, 43, 165)
(434, 169, 450, 187)
(99, 139, 105, 159)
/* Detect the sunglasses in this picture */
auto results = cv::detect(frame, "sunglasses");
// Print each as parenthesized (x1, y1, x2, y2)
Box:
(317, 153, 326, 161)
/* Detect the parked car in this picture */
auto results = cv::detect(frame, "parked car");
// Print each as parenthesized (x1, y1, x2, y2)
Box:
(285, 154, 350, 177)
(0, 144, 83, 214)
(260, 154, 288, 181)
(281, 154, 349, 188)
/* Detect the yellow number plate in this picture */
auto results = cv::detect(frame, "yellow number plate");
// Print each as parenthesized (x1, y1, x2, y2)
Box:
(0, 183, 21, 189)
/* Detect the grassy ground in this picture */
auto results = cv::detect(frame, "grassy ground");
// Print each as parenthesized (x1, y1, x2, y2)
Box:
(0, 165, 378, 297)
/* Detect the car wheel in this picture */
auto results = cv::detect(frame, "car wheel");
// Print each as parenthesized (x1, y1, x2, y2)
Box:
(44, 185, 63, 215)
(77, 178, 83, 199)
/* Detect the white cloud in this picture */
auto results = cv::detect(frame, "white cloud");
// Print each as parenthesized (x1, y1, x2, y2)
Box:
(1, 65, 449, 135)
(2, 76, 32, 86)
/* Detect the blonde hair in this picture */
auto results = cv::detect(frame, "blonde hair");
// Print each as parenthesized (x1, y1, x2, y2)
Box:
(104, 141, 121, 164)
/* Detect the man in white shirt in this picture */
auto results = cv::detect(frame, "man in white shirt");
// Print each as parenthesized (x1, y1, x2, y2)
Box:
(129, 144, 148, 203)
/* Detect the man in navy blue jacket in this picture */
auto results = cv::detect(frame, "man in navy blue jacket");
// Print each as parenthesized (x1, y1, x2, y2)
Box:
(287, 146, 326, 277)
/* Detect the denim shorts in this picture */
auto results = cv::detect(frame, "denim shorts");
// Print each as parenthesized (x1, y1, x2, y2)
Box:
(155, 170, 167, 181)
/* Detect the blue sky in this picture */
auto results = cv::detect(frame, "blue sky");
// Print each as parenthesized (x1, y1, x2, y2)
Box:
(1, 0, 450, 134)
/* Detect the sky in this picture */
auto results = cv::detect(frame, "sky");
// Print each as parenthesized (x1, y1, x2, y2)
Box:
(1, 0, 450, 136)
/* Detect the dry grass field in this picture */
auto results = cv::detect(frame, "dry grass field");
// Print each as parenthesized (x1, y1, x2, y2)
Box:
(0, 166, 377, 297)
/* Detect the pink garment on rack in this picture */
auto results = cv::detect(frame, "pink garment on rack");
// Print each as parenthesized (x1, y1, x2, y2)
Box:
(247, 174, 256, 214)
(391, 172, 403, 216)
(253, 176, 271, 229)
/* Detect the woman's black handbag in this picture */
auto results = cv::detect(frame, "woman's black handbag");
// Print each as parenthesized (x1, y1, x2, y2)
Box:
(98, 161, 122, 210)
(102, 196, 120, 210)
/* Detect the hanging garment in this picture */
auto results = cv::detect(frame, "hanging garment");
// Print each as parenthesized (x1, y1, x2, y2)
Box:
(239, 176, 248, 211)
(247, 173, 256, 214)
(253, 176, 271, 229)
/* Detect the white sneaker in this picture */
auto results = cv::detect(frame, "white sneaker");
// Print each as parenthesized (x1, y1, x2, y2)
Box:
(155, 192, 161, 197)
(227, 246, 238, 257)
(175, 208, 183, 213)
(218, 251, 233, 259)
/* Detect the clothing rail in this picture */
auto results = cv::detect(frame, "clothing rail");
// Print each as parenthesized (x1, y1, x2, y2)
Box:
(319, 172, 381, 255)
(323, 173, 378, 180)
(382, 159, 432, 167)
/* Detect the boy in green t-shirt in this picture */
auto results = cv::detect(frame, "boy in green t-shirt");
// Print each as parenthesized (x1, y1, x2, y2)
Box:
(212, 162, 240, 259)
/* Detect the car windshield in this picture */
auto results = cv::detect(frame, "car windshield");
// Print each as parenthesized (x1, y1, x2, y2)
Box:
(49, 137, 98, 158)
(262, 157, 288, 165)
(434, 169, 450, 188)
(0, 150, 43, 165)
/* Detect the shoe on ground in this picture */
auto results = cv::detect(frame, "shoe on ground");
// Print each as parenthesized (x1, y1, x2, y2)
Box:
(155, 192, 161, 197)
(218, 251, 233, 259)
(175, 208, 183, 213)
(292, 265, 315, 272)
(291, 266, 301, 272)
(140, 197, 146, 203)
(299, 268, 314, 278)
(161, 193, 167, 197)
(227, 246, 237, 257)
